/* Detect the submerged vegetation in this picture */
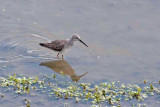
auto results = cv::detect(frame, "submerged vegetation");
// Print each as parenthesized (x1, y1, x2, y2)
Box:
(0, 74, 159, 106)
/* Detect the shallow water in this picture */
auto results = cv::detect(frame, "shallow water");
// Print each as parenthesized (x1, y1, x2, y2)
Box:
(0, 0, 160, 106)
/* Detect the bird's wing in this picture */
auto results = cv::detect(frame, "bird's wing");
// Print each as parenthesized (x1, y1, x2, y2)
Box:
(50, 40, 66, 51)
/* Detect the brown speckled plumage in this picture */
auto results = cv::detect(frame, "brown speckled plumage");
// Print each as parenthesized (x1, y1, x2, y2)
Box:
(39, 34, 88, 59)
(40, 40, 68, 51)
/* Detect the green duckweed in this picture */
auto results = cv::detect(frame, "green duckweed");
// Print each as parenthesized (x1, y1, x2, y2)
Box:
(0, 74, 159, 106)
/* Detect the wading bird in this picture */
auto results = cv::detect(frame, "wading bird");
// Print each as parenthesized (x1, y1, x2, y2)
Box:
(39, 34, 88, 59)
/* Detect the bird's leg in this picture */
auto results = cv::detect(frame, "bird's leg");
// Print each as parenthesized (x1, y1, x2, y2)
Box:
(57, 53, 59, 57)
(62, 55, 64, 59)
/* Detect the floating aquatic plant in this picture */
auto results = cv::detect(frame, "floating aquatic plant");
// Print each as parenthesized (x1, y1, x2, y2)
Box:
(0, 74, 159, 106)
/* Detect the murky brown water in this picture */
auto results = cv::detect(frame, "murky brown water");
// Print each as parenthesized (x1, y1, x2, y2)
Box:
(0, 0, 160, 106)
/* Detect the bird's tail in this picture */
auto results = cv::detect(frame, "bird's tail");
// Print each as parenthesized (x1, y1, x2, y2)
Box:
(39, 43, 46, 47)
(39, 43, 50, 48)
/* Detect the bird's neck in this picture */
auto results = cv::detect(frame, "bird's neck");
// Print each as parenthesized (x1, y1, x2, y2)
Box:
(68, 39, 75, 46)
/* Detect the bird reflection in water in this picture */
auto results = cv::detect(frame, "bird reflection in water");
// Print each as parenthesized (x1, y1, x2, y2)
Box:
(40, 60, 88, 82)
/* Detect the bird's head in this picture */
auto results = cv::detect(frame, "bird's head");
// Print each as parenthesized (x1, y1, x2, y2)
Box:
(71, 34, 88, 47)
(71, 34, 81, 41)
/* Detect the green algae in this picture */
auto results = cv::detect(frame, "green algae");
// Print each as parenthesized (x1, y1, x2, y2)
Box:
(0, 74, 159, 106)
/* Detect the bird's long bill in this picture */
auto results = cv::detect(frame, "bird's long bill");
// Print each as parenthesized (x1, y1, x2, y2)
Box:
(79, 39, 88, 47)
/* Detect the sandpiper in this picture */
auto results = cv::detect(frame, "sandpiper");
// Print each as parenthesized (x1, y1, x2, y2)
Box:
(39, 34, 88, 59)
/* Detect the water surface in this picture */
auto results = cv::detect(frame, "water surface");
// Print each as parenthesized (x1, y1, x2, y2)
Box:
(0, 0, 160, 106)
